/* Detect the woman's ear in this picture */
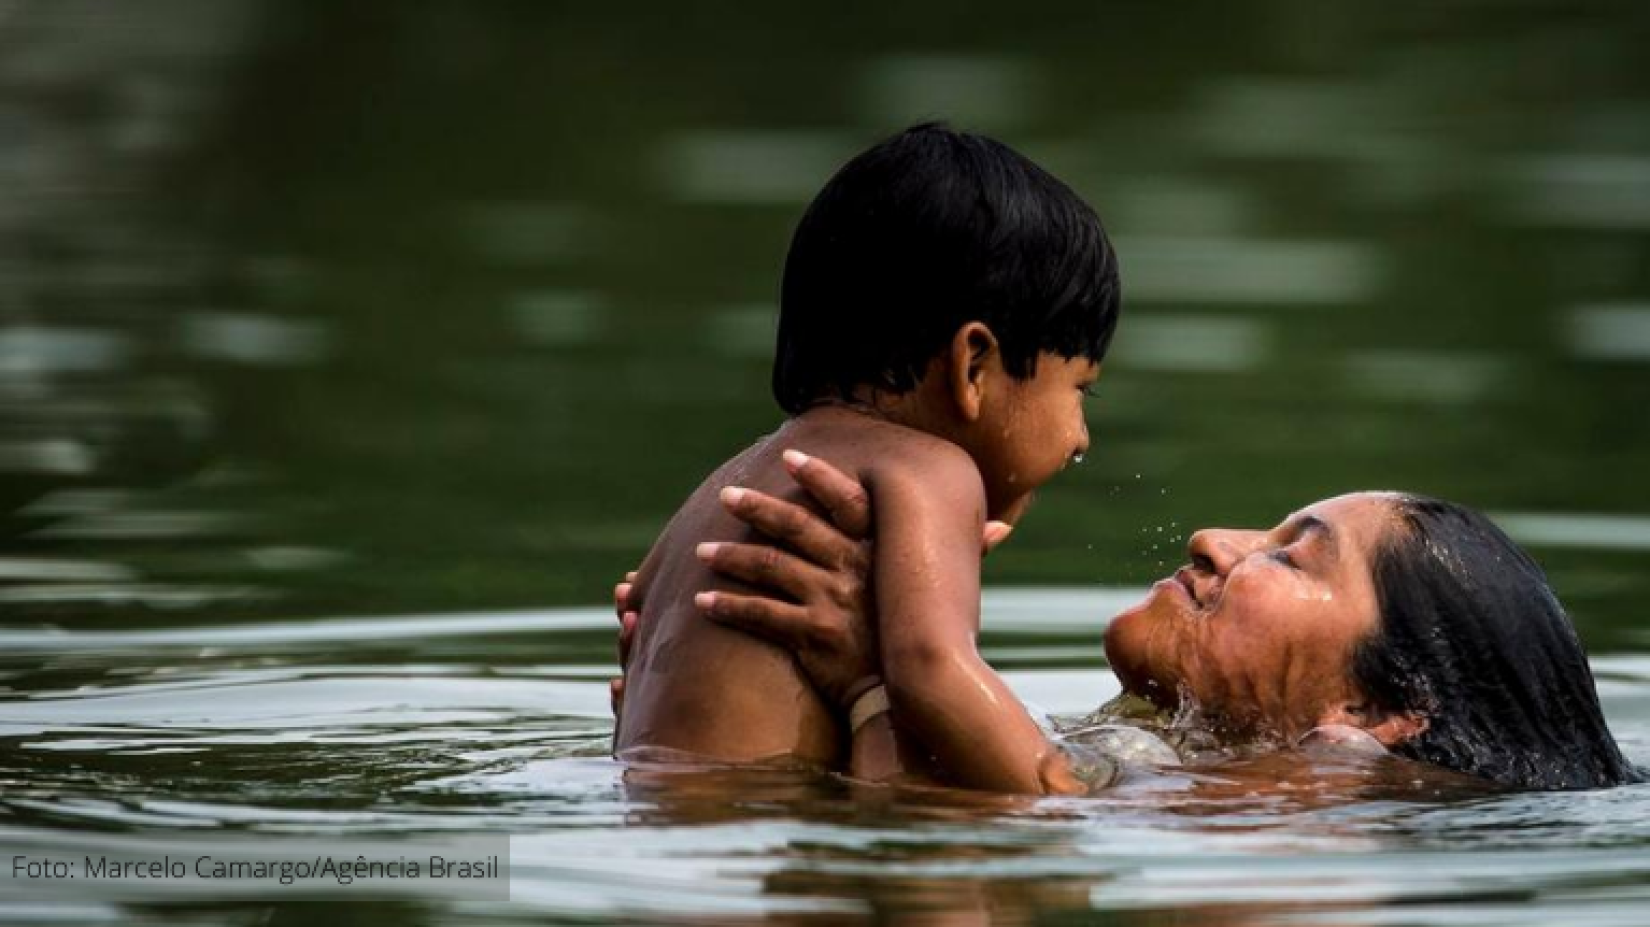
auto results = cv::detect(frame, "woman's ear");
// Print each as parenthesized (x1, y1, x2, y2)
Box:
(945, 322, 1001, 423)
(1363, 710, 1429, 747)
(1316, 703, 1429, 748)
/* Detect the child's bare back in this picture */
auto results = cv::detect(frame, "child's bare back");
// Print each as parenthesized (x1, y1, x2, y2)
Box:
(612, 124, 1120, 789)
(615, 409, 957, 766)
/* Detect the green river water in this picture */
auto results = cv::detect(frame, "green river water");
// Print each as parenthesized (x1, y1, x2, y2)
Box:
(3, 2, 1649, 924)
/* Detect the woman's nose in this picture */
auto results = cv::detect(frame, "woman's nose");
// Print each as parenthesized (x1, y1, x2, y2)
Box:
(1187, 528, 1263, 575)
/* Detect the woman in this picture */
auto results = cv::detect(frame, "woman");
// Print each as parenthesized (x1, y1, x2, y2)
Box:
(614, 455, 1640, 792)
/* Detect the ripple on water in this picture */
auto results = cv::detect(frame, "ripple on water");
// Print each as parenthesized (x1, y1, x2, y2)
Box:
(0, 603, 1647, 925)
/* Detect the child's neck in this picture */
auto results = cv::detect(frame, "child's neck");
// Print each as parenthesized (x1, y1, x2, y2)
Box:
(794, 388, 961, 444)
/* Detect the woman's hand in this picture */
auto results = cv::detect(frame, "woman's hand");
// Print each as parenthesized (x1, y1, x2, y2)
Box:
(696, 450, 1014, 709)
(608, 449, 1012, 717)
(611, 571, 639, 720)
(693, 450, 880, 710)
(606, 450, 878, 718)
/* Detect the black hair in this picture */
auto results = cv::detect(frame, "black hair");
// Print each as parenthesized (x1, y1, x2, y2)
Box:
(772, 123, 1121, 414)
(1355, 495, 1643, 790)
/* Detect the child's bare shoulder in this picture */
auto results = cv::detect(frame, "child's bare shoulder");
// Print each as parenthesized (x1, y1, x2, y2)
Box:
(851, 419, 985, 508)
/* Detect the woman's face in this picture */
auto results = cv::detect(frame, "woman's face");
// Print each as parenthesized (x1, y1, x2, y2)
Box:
(1103, 492, 1401, 741)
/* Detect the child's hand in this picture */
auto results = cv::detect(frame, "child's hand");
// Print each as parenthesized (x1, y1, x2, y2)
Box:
(983, 520, 1013, 556)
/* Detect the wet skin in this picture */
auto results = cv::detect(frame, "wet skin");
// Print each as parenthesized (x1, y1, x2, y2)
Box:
(1104, 492, 1406, 742)
(618, 472, 1427, 789)
(618, 336, 1098, 781)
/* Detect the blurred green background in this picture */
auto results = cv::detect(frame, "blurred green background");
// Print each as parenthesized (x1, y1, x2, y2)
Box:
(4, 0, 1649, 646)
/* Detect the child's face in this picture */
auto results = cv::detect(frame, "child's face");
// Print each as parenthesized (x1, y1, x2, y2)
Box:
(975, 353, 1099, 522)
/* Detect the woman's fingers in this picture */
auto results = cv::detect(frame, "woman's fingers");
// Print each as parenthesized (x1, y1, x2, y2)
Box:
(618, 610, 638, 668)
(723, 465, 1002, 562)
(719, 488, 868, 574)
(614, 570, 639, 619)
(696, 540, 852, 605)
(612, 569, 640, 725)
(782, 450, 872, 540)
(694, 591, 814, 651)
(696, 589, 874, 710)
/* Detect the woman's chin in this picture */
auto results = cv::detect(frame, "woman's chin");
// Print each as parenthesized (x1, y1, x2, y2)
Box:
(1103, 592, 1185, 707)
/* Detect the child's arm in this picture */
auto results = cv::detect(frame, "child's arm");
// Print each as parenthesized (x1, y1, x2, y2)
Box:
(865, 449, 1083, 795)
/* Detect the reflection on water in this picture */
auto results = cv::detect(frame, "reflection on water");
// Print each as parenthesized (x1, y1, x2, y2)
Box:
(4, 1, 1650, 924)
(1, 601, 1647, 925)
(3, 0, 1650, 630)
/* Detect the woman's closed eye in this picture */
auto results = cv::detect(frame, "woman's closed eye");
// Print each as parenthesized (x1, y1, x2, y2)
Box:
(1270, 547, 1299, 569)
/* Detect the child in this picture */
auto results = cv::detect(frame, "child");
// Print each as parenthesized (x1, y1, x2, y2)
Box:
(615, 123, 1121, 793)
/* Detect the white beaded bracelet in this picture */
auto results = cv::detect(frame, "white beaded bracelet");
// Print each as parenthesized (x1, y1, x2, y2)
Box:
(848, 684, 891, 732)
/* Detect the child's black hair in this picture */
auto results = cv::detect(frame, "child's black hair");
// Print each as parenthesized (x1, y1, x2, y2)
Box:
(772, 123, 1122, 414)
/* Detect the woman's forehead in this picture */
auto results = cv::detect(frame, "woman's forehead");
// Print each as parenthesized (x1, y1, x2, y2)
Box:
(1288, 493, 1403, 553)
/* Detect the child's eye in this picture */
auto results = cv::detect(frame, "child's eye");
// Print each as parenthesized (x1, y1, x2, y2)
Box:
(1270, 548, 1298, 568)
(1081, 385, 1099, 398)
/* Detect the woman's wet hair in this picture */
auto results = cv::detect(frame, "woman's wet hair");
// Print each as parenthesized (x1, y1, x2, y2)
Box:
(1355, 495, 1643, 790)
(772, 122, 1121, 414)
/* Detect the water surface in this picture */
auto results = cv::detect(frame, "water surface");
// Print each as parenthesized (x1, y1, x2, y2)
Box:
(3, 592, 1648, 925)
(4, 2, 1650, 924)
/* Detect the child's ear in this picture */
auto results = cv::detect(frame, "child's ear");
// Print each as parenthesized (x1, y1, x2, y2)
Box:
(945, 322, 1001, 423)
